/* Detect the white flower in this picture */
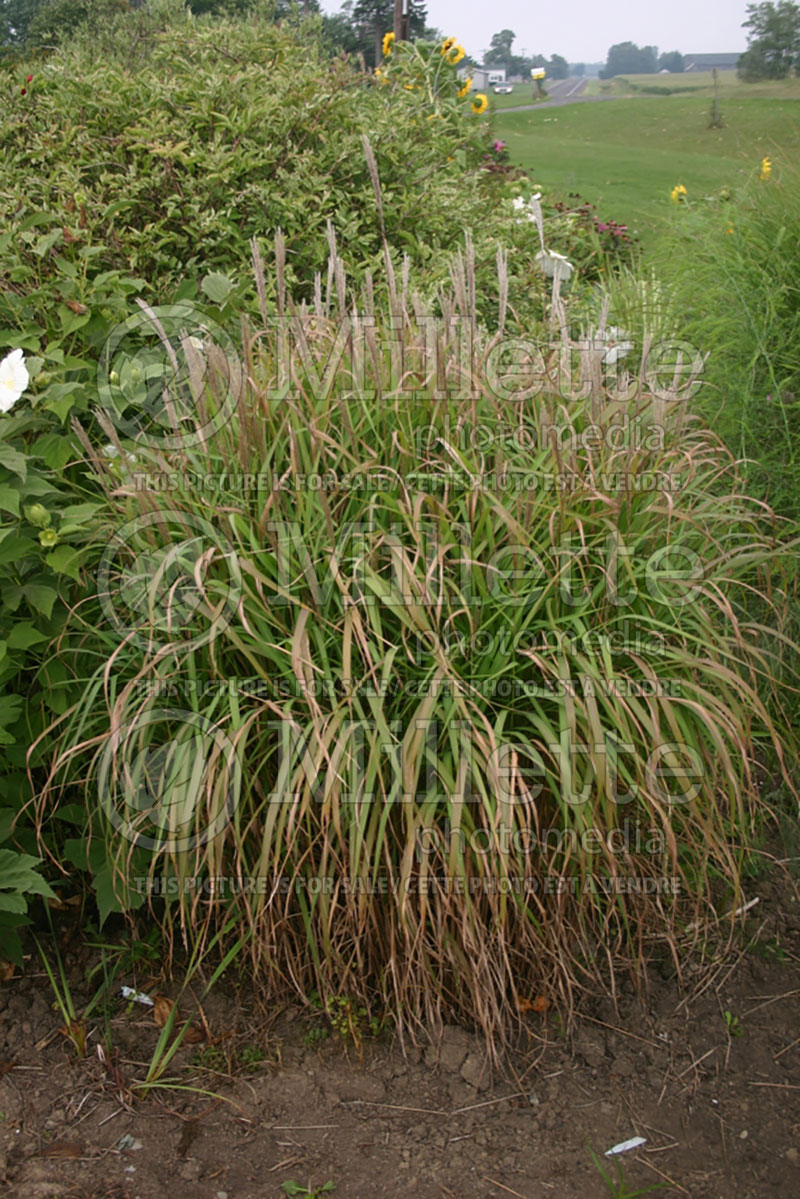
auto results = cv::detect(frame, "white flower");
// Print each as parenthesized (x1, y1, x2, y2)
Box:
(102, 443, 137, 465)
(536, 249, 574, 283)
(0, 348, 30, 413)
(511, 192, 543, 224)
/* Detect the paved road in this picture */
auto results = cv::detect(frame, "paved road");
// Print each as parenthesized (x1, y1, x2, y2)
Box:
(501, 76, 627, 113)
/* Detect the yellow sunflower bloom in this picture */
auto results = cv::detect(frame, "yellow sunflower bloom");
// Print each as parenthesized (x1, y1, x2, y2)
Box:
(446, 43, 466, 65)
(441, 37, 456, 56)
(382, 31, 395, 57)
(760, 155, 772, 181)
(457, 76, 473, 98)
(670, 184, 687, 203)
(471, 93, 488, 115)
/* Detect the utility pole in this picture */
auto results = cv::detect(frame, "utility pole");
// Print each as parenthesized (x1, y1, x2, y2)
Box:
(710, 67, 722, 127)
(394, 0, 410, 43)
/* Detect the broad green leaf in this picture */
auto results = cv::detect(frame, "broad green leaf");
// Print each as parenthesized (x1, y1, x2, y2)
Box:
(7, 623, 48, 650)
(45, 545, 82, 582)
(0, 486, 20, 517)
(201, 272, 235, 305)
(0, 444, 27, 481)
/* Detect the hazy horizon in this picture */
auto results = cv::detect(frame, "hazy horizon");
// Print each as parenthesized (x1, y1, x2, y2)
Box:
(317, 1, 749, 65)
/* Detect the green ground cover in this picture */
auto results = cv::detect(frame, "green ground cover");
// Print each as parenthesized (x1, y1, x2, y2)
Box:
(496, 93, 800, 239)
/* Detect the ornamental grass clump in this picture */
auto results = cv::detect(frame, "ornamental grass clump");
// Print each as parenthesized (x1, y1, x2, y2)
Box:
(37, 234, 798, 1057)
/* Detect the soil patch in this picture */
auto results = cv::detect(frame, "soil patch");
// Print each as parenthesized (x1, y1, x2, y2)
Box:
(2, 870, 800, 1198)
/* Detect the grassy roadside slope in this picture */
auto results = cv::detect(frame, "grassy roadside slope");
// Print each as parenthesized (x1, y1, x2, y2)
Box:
(495, 93, 800, 240)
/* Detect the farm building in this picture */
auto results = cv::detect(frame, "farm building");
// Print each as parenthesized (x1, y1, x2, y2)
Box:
(683, 53, 742, 71)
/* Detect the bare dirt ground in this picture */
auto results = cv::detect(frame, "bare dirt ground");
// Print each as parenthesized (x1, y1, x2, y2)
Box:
(2, 867, 800, 1199)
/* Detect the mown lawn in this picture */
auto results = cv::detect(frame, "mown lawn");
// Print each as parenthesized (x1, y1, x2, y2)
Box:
(495, 92, 800, 243)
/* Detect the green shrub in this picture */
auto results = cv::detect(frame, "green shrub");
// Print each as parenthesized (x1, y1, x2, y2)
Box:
(27, 0, 131, 47)
(1, 5, 552, 329)
(0, 4, 584, 961)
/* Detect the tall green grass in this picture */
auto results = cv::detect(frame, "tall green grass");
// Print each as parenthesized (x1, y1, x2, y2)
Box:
(35, 236, 798, 1055)
(649, 161, 800, 520)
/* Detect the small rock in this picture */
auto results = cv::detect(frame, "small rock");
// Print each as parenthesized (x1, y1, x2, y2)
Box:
(178, 1158, 202, 1181)
(434, 1026, 472, 1073)
(611, 1055, 636, 1079)
(460, 1053, 490, 1092)
(739, 1130, 748, 1140)
(116, 1134, 143, 1152)
(785, 1147, 799, 1165)
(448, 1078, 477, 1108)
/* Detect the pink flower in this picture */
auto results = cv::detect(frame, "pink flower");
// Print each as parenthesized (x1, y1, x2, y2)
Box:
(493, 140, 506, 152)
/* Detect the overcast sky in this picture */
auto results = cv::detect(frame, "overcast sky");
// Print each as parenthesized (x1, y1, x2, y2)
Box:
(320, 1, 749, 64)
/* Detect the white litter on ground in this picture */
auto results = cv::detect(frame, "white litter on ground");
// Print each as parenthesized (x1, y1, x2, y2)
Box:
(605, 1136, 647, 1157)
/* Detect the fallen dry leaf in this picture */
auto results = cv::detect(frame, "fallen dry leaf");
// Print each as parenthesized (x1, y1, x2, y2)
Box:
(47, 892, 82, 910)
(39, 1141, 83, 1159)
(518, 995, 550, 1014)
(153, 995, 175, 1029)
(64, 299, 88, 315)
(182, 1024, 206, 1044)
(0, 961, 15, 982)
(0, 1060, 16, 1078)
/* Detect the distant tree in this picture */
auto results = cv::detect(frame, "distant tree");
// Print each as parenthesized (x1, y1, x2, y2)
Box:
(738, 1, 799, 79)
(658, 50, 684, 72)
(27, 0, 129, 46)
(321, 7, 361, 56)
(600, 41, 658, 77)
(350, 0, 426, 67)
(571, 62, 586, 76)
(483, 28, 546, 76)
(0, 0, 46, 46)
(484, 27, 516, 69)
(548, 52, 569, 78)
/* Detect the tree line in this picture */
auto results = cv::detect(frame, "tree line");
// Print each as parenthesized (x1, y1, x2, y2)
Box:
(597, 4, 800, 82)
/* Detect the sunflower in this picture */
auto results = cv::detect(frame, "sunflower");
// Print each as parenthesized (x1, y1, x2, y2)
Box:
(441, 37, 457, 56)
(382, 31, 395, 57)
(446, 43, 466, 65)
(457, 76, 473, 98)
(471, 93, 488, 115)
